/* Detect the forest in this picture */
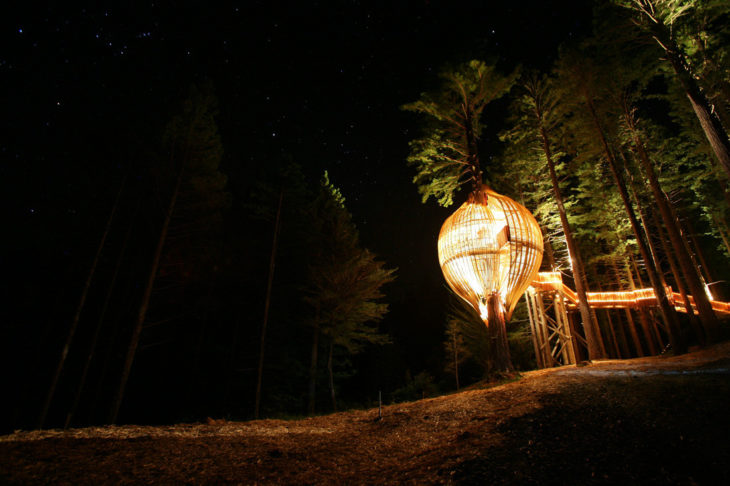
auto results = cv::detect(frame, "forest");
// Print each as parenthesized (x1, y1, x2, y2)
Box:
(4, 0, 730, 435)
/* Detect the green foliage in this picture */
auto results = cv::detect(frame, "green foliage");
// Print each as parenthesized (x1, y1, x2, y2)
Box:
(403, 60, 518, 206)
(496, 72, 571, 269)
(305, 173, 397, 354)
(611, 0, 697, 26)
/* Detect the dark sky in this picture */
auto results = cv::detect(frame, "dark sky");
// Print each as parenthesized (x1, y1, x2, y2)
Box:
(3, 1, 594, 398)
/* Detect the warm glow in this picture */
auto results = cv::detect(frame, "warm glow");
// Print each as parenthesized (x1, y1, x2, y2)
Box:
(438, 187, 544, 324)
(532, 272, 730, 315)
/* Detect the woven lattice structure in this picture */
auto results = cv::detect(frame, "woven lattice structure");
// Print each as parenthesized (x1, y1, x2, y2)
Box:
(438, 186, 543, 324)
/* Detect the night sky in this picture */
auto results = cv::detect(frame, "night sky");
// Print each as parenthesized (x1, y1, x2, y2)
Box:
(3, 1, 594, 427)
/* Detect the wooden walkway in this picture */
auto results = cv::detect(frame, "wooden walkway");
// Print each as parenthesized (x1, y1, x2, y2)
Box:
(524, 272, 730, 368)
(531, 271, 730, 315)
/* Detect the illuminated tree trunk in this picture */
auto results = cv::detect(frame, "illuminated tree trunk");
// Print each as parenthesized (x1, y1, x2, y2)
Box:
(540, 225, 556, 270)
(537, 123, 605, 359)
(524, 78, 605, 359)
(610, 262, 630, 357)
(38, 176, 125, 429)
(255, 189, 283, 419)
(590, 270, 619, 359)
(582, 94, 685, 354)
(645, 19, 730, 181)
(486, 292, 512, 374)
(623, 106, 719, 343)
(65, 201, 138, 429)
(684, 217, 714, 286)
(652, 211, 704, 344)
(627, 167, 680, 354)
(628, 253, 661, 355)
(623, 259, 646, 357)
(109, 167, 183, 424)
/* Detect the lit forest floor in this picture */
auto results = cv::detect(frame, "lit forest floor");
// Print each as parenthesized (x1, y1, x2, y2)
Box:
(3, 343, 730, 485)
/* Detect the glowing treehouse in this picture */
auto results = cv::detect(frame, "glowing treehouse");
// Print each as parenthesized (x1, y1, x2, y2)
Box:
(438, 186, 543, 325)
(437, 186, 730, 370)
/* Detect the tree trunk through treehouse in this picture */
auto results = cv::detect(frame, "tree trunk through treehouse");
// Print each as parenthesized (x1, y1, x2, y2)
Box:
(538, 123, 604, 359)
(486, 292, 513, 373)
(462, 102, 483, 192)
(583, 96, 685, 353)
(254, 189, 284, 420)
(38, 176, 125, 429)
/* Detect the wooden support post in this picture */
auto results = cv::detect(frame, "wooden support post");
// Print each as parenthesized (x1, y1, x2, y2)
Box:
(535, 293, 554, 367)
(525, 291, 545, 369)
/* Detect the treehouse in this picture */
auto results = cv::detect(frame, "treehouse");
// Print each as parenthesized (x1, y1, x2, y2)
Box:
(438, 185, 544, 325)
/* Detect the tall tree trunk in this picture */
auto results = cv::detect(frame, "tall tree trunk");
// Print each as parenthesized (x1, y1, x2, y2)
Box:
(629, 252, 665, 354)
(109, 167, 183, 424)
(38, 176, 125, 429)
(712, 213, 730, 255)
(65, 200, 138, 429)
(684, 216, 715, 286)
(537, 121, 605, 359)
(327, 340, 337, 412)
(623, 107, 719, 343)
(625, 166, 678, 354)
(623, 259, 647, 357)
(486, 292, 513, 373)
(582, 94, 685, 354)
(308, 314, 320, 415)
(647, 20, 730, 180)
(592, 275, 620, 359)
(609, 261, 630, 357)
(254, 189, 284, 420)
(667, 196, 713, 295)
(653, 211, 704, 344)
(540, 225, 556, 270)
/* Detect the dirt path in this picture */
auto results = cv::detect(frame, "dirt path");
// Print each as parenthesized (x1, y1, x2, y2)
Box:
(3, 342, 730, 485)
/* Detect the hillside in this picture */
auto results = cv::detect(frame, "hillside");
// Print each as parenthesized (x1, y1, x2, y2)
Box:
(2, 342, 730, 485)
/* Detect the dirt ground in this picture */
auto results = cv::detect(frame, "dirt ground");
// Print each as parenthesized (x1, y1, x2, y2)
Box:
(3, 342, 730, 485)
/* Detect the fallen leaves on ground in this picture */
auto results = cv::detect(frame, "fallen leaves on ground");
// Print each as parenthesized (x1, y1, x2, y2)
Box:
(2, 342, 730, 485)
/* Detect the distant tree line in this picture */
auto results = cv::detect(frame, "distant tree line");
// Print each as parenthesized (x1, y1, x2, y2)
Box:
(8, 82, 397, 433)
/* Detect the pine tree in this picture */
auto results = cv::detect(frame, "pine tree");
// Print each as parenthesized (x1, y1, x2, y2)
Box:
(403, 60, 519, 373)
(500, 72, 606, 360)
(304, 172, 395, 413)
(402, 60, 518, 206)
(612, 0, 730, 179)
(553, 41, 686, 354)
(109, 83, 228, 424)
